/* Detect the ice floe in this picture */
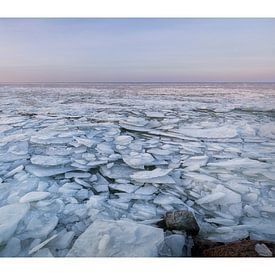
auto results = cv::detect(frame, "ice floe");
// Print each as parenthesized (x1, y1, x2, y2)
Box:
(0, 82, 275, 256)
(67, 219, 164, 257)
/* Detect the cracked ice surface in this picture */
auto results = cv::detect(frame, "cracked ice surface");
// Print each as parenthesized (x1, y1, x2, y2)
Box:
(0, 82, 275, 257)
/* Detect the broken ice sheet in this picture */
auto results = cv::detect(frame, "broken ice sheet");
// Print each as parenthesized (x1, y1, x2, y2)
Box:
(0, 83, 275, 256)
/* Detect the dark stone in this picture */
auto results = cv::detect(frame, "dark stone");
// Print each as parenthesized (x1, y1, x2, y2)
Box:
(156, 219, 167, 230)
(192, 238, 275, 257)
(164, 210, 200, 236)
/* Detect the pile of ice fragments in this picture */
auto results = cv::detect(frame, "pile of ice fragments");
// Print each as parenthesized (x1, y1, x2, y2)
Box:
(0, 83, 275, 257)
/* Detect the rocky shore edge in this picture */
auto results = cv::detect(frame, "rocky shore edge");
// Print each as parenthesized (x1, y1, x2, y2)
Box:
(157, 210, 275, 257)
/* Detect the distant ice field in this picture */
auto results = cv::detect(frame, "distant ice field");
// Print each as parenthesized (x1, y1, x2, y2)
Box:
(0, 83, 274, 257)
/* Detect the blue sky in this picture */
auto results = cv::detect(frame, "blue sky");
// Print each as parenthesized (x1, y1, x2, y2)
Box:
(0, 18, 274, 82)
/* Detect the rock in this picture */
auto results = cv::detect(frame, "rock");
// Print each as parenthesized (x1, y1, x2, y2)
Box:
(67, 219, 164, 257)
(192, 239, 275, 257)
(164, 210, 200, 236)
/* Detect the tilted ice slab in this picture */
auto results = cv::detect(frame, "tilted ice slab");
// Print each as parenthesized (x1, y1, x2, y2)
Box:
(19, 192, 50, 203)
(30, 155, 70, 166)
(207, 158, 269, 170)
(184, 172, 219, 183)
(177, 126, 238, 139)
(131, 168, 172, 181)
(181, 155, 208, 171)
(25, 164, 75, 177)
(67, 219, 164, 257)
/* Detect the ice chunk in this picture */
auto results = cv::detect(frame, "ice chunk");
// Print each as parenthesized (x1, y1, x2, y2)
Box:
(147, 148, 173, 156)
(74, 178, 91, 188)
(207, 158, 268, 170)
(205, 218, 236, 226)
(30, 155, 70, 166)
(33, 248, 53, 257)
(130, 168, 173, 182)
(75, 189, 89, 201)
(67, 219, 164, 257)
(158, 234, 186, 257)
(25, 164, 74, 177)
(4, 165, 24, 178)
(214, 185, 242, 205)
(184, 172, 219, 183)
(196, 192, 225, 204)
(20, 213, 58, 240)
(243, 193, 258, 203)
(19, 192, 50, 203)
(107, 200, 129, 210)
(255, 243, 273, 257)
(73, 136, 94, 147)
(207, 229, 249, 243)
(0, 237, 21, 257)
(244, 205, 260, 217)
(96, 143, 114, 155)
(129, 203, 157, 220)
(122, 152, 154, 169)
(135, 185, 158, 195)
(109, 183, 139, 193)
(178, 126, 238, 139)
(115, 135, 133, 146)
(121, 116, 148, 127)
(153, 194, 184, 205)
(258, 123, 275, 139)
(86, 160, 108, 168)
(262, 171, 275, 181)
(100, 164, 135, 180)
(65, 172, 91, 178)
(28, 234, 58, 255)
(0, 152, 29, 162)
(242, 217, 275, 235)
(49, 230, 75, 250)
(145, 111, 165, 118)
(0, 203, 29, 244)
(181, 155, 208, 171)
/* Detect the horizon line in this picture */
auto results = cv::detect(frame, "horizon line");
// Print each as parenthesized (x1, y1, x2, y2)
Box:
(1, 81, 275, 84)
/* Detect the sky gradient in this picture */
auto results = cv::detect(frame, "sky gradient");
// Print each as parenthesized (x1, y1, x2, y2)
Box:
(0, 18, 274, 82)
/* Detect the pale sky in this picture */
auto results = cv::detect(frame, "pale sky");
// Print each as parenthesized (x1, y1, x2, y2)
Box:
(0, 18, 274, 82)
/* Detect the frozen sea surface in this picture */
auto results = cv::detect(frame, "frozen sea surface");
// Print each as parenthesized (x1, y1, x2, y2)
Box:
(0, 82, 275, 257)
